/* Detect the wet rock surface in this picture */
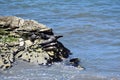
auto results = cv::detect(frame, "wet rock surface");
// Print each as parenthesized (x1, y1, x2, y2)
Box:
(0, 16, 83, 70)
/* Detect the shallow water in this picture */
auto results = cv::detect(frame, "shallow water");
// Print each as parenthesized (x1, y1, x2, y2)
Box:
(0, 0, 120, 80)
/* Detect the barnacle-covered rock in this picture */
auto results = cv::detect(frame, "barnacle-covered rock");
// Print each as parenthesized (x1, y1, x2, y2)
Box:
(0, 16, 83, 70)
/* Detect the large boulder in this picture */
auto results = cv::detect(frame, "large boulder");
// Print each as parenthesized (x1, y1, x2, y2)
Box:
(0, 16, 83, 70)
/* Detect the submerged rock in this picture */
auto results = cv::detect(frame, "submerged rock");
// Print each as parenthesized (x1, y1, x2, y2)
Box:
(0, 16, 83, 70)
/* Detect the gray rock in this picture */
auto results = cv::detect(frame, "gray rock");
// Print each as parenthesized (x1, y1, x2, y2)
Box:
(0, 16, 82, 70)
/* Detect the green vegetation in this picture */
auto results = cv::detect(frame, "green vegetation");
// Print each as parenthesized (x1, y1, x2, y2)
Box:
(0, 29, 9, 35)
(0, 28, 19, 43)
(0, 35, 18, 43)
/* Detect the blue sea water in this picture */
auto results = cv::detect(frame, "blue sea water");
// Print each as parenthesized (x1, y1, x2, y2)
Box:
(0, 0, 120, 80)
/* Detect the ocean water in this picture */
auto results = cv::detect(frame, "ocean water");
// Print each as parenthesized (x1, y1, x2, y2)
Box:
(0, 0, 120, 80)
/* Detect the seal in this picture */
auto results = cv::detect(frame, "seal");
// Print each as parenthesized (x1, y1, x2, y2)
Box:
(69, 58, 84, 70)
(39, 34, 63, 46)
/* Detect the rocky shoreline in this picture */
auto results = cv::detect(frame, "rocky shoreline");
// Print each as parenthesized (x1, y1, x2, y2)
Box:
(0, 16, 84, 70)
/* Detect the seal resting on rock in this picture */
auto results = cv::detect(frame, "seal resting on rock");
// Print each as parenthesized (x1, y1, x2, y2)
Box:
(0, 16, 84, 70)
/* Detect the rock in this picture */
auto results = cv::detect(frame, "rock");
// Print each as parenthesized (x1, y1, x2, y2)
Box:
(0, 16, 83, 70)
(0, 47, 14, 70)
(0, 16, 24, 29)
